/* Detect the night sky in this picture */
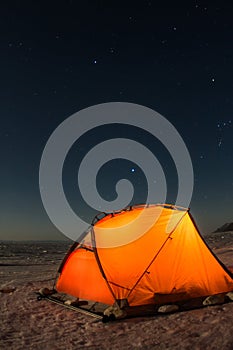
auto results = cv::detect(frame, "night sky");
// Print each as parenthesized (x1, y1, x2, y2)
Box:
(1, 1, 233, 240)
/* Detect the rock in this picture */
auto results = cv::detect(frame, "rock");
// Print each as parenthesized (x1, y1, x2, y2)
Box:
(103, 305, 127, 320)
(64, 299, 88, 306)
(226, 292, 233, 301)
(203, 294, 225, 306)
(158, 304, 179, 313)
(38, 287, 54, 296)
(0, 287, 16, 294)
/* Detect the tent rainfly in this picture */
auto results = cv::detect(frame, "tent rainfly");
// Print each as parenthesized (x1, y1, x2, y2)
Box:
(55, 204, 233, 317)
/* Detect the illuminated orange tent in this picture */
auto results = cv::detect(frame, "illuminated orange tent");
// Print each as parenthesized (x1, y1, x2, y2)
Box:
(56, 204, 233, 309)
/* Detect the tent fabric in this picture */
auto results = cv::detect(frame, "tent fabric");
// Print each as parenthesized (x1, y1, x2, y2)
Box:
(56, 204, 233, 307)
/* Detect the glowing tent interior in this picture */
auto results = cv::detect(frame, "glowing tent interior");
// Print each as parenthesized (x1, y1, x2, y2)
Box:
(54, 204, 233, 319)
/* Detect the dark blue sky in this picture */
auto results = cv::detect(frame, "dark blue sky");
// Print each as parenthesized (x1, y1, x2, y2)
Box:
(1, 1, 233, 240)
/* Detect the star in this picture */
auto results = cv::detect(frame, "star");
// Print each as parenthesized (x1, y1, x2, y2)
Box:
(217, 120, 232, 129)
(93, 60, 97, 64)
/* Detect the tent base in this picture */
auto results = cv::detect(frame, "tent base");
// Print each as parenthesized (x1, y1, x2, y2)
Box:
(36, 289, 103, 320)
(36, 288, 233, 322)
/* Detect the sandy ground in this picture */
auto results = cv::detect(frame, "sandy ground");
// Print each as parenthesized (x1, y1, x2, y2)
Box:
(1, 234, 233, 350)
